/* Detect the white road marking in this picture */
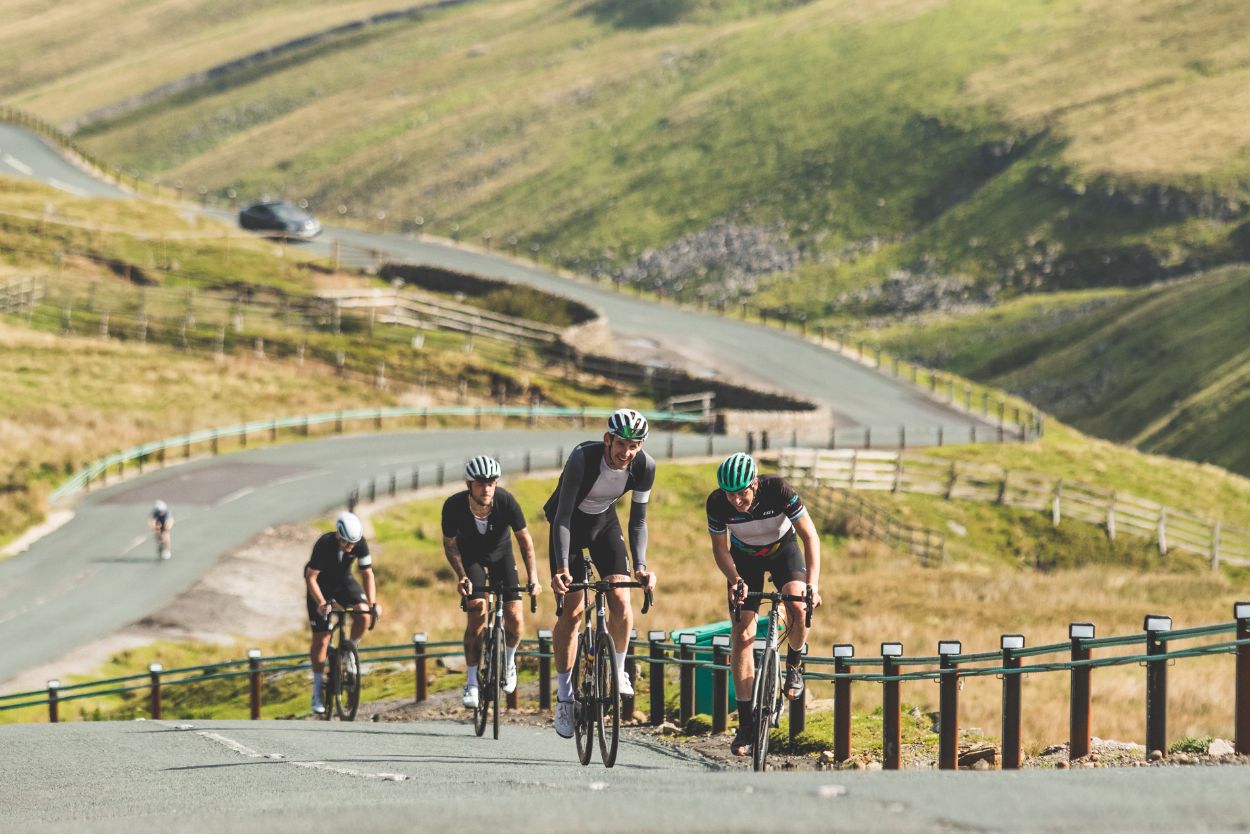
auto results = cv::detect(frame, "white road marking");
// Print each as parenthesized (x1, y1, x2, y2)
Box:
(195, 731, 408, 782)
(215, 486, 254, 506)
(49, 178, 88, 197)
(3, 153, 32, 175)
(120, 535, 148, 555)
(267, 471, 326, 489)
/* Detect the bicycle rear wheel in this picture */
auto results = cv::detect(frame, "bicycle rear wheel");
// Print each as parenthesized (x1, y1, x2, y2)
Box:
(335, 642, 360, 721)
(473, 633, 491, 737)
(752, 649, 779, 772)
(595, 632, 620, 768)
(490, 629, 503, 739)
(573, 631, 594, 766)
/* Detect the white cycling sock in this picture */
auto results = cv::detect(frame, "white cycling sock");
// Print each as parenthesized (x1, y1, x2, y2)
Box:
(466, 665, 479, 688)
(348, 638, 359, 649)
(505, 644, 517, 667)
(614, 650, 628, 679)
(312, 671, 323, 692)
(556, 670, 573, 701)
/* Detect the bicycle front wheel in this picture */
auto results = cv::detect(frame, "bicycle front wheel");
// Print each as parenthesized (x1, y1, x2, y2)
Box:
(491, 629, 503, 740)
(573, 632, 594, 766)
(595, 632, 620, 768)
(752, 649, 779, 772)
(335, 642, 360, 721)
(473, 633, 490, 737)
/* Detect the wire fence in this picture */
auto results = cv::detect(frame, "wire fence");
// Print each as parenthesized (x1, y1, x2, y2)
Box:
(5, 605, 1248, 771)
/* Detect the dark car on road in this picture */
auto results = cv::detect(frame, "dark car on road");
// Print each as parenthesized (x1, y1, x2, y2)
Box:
(238, 200, 322, 238)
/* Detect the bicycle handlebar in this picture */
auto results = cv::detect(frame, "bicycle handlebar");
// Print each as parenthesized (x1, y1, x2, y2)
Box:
(730, 584, 814, 627)
(555, 583, 653, 617)
(458, 584, 539, 614)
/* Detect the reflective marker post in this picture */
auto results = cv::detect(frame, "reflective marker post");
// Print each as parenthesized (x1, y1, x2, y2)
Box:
(833, 644, 854, 764)
(1237, 603, 1250, 755)
(247, 649, 262, 720)
(413, 633, 427, 703)
(711, 634, 730, 734)
(149, 663, 164, 720)
(678, 633, 697, 728)
(1144, 614, 1172, 755)
(1000, 634, 1025, 770)
(938, 641, 962, 770)
(881, 642, 903, 770)
(649, 631, 667, 726)
(47, 680, 59, 724)
(537, 629, 552, 712)
(1069, 623, 1094, 761)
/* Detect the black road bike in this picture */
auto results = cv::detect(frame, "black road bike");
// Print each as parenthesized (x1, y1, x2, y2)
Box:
(731, 586, 812, 772)
(461, 584, 536, 739)
(322, 605, 376, 721)
(557, 554, 653, 768)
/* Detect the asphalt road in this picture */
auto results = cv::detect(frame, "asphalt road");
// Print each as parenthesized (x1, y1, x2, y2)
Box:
(0, 429, 716, 684)
(3, 719, 1248, 833)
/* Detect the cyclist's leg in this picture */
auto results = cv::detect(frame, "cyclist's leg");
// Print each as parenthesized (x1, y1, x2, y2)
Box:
(771, 540, 809, 699)
(586, 511, 633, 677)
(487, 560, 523, 694)
(462, 561, 489, 664)
(307, 593, 333, 712)
(551, 517, 588, 682)
(731, 553, 767, 695)
(336, 576, 370, 643)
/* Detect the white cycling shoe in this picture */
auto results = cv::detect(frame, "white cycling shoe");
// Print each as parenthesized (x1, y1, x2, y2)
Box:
(311, 688, 326, 715)
(618, 670, 634, 697)
(503, 663, 518, 695)
(161, 549, 172, 560)
(554, 700, 575, 738)
(462, 685, 480, 709)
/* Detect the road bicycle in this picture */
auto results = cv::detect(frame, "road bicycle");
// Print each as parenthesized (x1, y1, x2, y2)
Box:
(557, 554, 653, 768)
(322, 606, 376, 721)
(731, 585, 812, 772)
(460, 583, 536, 739)
(151, 522, 171, 561)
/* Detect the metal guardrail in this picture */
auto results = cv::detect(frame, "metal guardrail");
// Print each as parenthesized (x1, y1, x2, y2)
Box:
(6, 605, 1250, 772)
(49, 406, 708, 504)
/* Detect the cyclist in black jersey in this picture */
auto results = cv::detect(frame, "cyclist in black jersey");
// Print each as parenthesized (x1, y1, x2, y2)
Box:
(546, 408, 658, 739)
(707, 453, 822, 756)
(149, 500, 173, 560)
(304, 511, 380, 715)
(441, 455, 540, 709)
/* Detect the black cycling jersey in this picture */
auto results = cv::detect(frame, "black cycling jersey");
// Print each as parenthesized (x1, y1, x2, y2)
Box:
(441, 487, 526, 563)
(305, 531, 372, 588)
(706, 475, 806, 555)
(543, 440, 655, 572)
(151, 509, 171, 529)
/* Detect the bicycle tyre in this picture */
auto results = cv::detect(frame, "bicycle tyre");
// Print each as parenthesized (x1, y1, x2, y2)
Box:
(595, 632, 620, 768)
(473, 632, 490, 737)
(324, 647, 338, 721)
(752, 649, 779, 772)
(491, 628, 503, 740)
(335, 642, 360, 721)
(573, 632, 594, 766)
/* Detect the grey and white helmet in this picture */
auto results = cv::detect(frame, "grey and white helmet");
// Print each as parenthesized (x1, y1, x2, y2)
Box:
(606, 408, 649, 442)
(464, 455, 502, 482)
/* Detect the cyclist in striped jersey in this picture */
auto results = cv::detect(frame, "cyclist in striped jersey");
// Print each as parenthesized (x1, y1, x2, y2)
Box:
(706, 453, 822, 756)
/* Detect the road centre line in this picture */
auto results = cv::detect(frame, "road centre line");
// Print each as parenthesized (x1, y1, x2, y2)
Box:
(48, 178, 87, 197)
(195, 731, 408, 781)
(2, 153, 32, 175)
(215, 487, 254, 506)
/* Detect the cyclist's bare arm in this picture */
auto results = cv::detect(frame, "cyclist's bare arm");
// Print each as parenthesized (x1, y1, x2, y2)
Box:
(443, 536, 471, 595)
(515, 528, 541, 596)
(794, 513, 822, 606)
(305, 566, 329, 614)
(709, 532, 741, 584)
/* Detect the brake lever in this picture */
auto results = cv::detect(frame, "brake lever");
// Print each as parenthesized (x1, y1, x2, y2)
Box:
(804, 585, 814, 629)
(556, 594, 564, 618)
(641, 588, 653, 615)
(530, 593, 538, 614)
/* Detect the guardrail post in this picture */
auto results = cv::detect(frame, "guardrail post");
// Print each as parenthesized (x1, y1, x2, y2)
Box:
(881, 642, 903, 770)
(247, 649, 262, 720)
(388, 473, 397, 497)
(833, 644, 853, 764)
(1236, 602, 1250, 754)
(678, 633, 696, 728)
(270, 419, 277, 442)
(413, 633, 428, 703)
(538, 629, 552, 712)
(789, 643, 807, 741)
(938, 641, 961, 770)
(524, 450, 532, 474)
(649, 631, 667, 725)
(1001, 634, 1025, 770)
(623, 629, 637, 719)
(47, 679, 60, 724)
(210, 430, 218, 455)
(1145, 614, 1172, 756)
(149, 663, 163, 720)
(1069, 623, 1094, 760)
(335, 411, 343, 433)
(711, 635, 730, 734)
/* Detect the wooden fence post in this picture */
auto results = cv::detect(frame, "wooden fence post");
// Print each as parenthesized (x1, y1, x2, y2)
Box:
(1106, 492, 1117, 542)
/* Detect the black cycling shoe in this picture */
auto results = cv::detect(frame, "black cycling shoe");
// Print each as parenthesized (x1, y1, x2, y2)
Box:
(730, 722, 753, 757)
(784, 662, 805, 702)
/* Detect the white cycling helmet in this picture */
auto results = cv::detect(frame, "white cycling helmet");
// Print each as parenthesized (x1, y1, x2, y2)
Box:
(607, 408, 649, 442)
(153, 500, 168, 513)
(335, 511, 364, 544)
(464, 455, 502, 482)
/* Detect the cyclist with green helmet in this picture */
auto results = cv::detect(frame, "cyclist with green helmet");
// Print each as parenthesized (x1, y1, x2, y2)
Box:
(706, 452, 822, 757)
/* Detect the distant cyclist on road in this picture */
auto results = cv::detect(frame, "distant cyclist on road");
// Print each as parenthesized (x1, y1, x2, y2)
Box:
(304, 511, 380, 715)
(150, 500, 173, 560)
(547, 408, 658, 739)
(706, 453, 822, 757)
(442, 455, 541, 710)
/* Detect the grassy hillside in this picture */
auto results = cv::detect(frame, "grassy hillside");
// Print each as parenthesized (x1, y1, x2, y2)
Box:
(856, 265, 1250, 474)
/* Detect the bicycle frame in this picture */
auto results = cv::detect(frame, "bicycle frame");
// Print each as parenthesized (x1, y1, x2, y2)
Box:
(462, 584, 535, 739)
(323, 607, 364, 721)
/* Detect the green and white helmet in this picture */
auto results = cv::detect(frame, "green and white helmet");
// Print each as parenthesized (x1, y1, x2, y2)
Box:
(717, 453, 757, 493)
(607, 408, 649, 441)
